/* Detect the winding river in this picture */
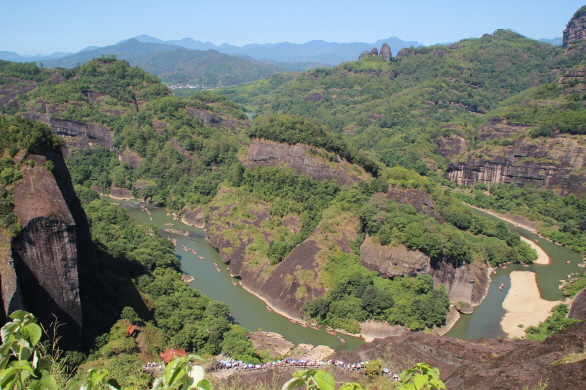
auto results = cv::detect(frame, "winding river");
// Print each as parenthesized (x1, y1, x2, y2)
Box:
(106, 198, 362, 351)
(106, 198, 582, 346)
(446, 207, 583, 339)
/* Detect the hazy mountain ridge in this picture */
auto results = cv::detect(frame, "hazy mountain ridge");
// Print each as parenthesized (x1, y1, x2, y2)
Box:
(130, 34, 423, 64)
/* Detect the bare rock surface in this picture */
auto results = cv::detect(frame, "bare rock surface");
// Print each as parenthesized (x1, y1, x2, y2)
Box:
(328, 321, 586, 389)
(386, 188, 445, 223)
(441, 117, 586, 195)
(181, 207, 205, 228)
(226, 322, 586, 389)
(569, 288, 586, 320)
(10, 166, 82, 349)
(243, 139, 368, 186)
(379, 43, 392, 61)
(109, 186, 133, 200)
(248, 331, 295, 357)
(21, 113, 114, 152)
(360, 235, 490, 307)
(360, 236, 430, 278)
(564, 7, 586, 47)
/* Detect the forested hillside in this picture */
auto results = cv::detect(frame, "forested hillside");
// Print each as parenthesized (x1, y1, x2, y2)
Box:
(0, 55, 537, 340)
(37, 39, 312, 87)
(4, 17, 586, 385)
(223, 29, 586, 173)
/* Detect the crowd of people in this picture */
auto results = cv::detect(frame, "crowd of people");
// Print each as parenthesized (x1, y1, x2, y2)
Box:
(208, 356, 400, 380)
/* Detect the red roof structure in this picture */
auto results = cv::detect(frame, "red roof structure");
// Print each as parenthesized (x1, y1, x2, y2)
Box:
(127, 324, 137, 337)
(160, 348, 187, 364)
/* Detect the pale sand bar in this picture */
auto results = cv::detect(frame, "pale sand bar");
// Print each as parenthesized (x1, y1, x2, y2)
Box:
(501, 271, 559, 338)
(521, 237, 550, 265)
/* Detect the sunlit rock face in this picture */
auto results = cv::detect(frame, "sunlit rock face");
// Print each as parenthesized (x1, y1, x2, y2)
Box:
(563, 7, 586, 48)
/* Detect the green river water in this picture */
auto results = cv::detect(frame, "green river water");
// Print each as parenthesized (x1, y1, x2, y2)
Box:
(106, 198, 362, 351)
(445, 207, 583, 339)
(106, 198, 582, 347)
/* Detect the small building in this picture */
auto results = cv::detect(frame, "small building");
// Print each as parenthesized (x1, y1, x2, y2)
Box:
(160, 348, 187, 364)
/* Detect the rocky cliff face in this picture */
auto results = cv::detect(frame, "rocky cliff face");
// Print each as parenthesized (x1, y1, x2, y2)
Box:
(385, 188, 445, 223)
(359, 235, 490, 309)
(206, 188, 358, 319)
(1, 151, 96, 350)
(21, 113, 114, 153)
(10, 165, 82, 349)
(563, 7, 586, 48)
(243, 139, 369, 186)
(440, 117, 586, 195)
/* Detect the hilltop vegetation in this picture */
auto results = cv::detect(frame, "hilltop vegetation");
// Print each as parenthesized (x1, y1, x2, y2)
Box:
(223, 30, 585, 173)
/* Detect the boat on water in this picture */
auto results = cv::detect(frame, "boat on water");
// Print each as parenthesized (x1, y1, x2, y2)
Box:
(267, 306, 273, 312)
(199, 256, 204, 260)
(289, 318, 296, 324)
(311, 325, 320, 331)
(216, 268, 221, 273)
(232, 281, 238, 286)
(337, 336, 346, 343)
(300, 322, 307, 328)
(326, 330, 336, 335)
(214, 263, 218, 267)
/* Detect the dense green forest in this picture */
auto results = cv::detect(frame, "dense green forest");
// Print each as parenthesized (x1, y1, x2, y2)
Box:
(222, 30, 586, 173)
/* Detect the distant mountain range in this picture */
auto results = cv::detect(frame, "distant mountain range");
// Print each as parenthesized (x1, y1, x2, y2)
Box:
(125, 35, 424, 64)
(2, 35, 426, 66)
(0, 35, 564, 88)
(539, 37, 563, 45)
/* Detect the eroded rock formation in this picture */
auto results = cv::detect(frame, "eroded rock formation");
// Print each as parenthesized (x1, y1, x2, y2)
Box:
(243, 139, 369, 186)
(440, 117, 586, 195)
(10, 166, 83, 349)
(563, 7, 586, 48)
(21, 113, 114, 152)
(0, 149, 96, 350)
(379, 43, 392, 62)
(206, 188, 358, 319)
(359, 235, 490, 308)
(358, 44, 392, 61)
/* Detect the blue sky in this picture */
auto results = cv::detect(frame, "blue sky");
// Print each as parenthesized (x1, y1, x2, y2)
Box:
(2, 0, 585, 55)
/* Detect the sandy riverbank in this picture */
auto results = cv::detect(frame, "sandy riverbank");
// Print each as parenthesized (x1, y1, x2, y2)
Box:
(520, 237, 550, 265)
(501, 271, 560, 338)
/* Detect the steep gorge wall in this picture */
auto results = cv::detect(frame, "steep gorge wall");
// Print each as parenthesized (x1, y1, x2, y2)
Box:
(1, 151, 96, 350)
(440, 118, 586, 195)
(359, 236, 490, 309)
(205, 189, 358, 319)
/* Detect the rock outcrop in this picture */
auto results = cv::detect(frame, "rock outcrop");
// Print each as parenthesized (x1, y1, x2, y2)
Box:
(563, 6, 586, 48)
(243, 139, 370, 186)
(0, 149, 96, 350)
(569, 288, 586, 320)
(229, 321, 586, 389)
(379, 43, 392, 62)
(21, 113, 114, 152)
(440, 117, 586, 195)
(386, 188, 445, 223)
(360, 236, 430, 278)
(330, 320, 586, 389)
(206, 188, 358, 319)
(10, 165, 83, 349)
(358, 44, 392, 61)
(359, 236, 490, 308)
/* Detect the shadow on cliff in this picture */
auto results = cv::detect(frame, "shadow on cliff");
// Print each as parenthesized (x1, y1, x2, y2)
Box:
(11, 250, 82, 351)
(78, 242, 153, 350)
